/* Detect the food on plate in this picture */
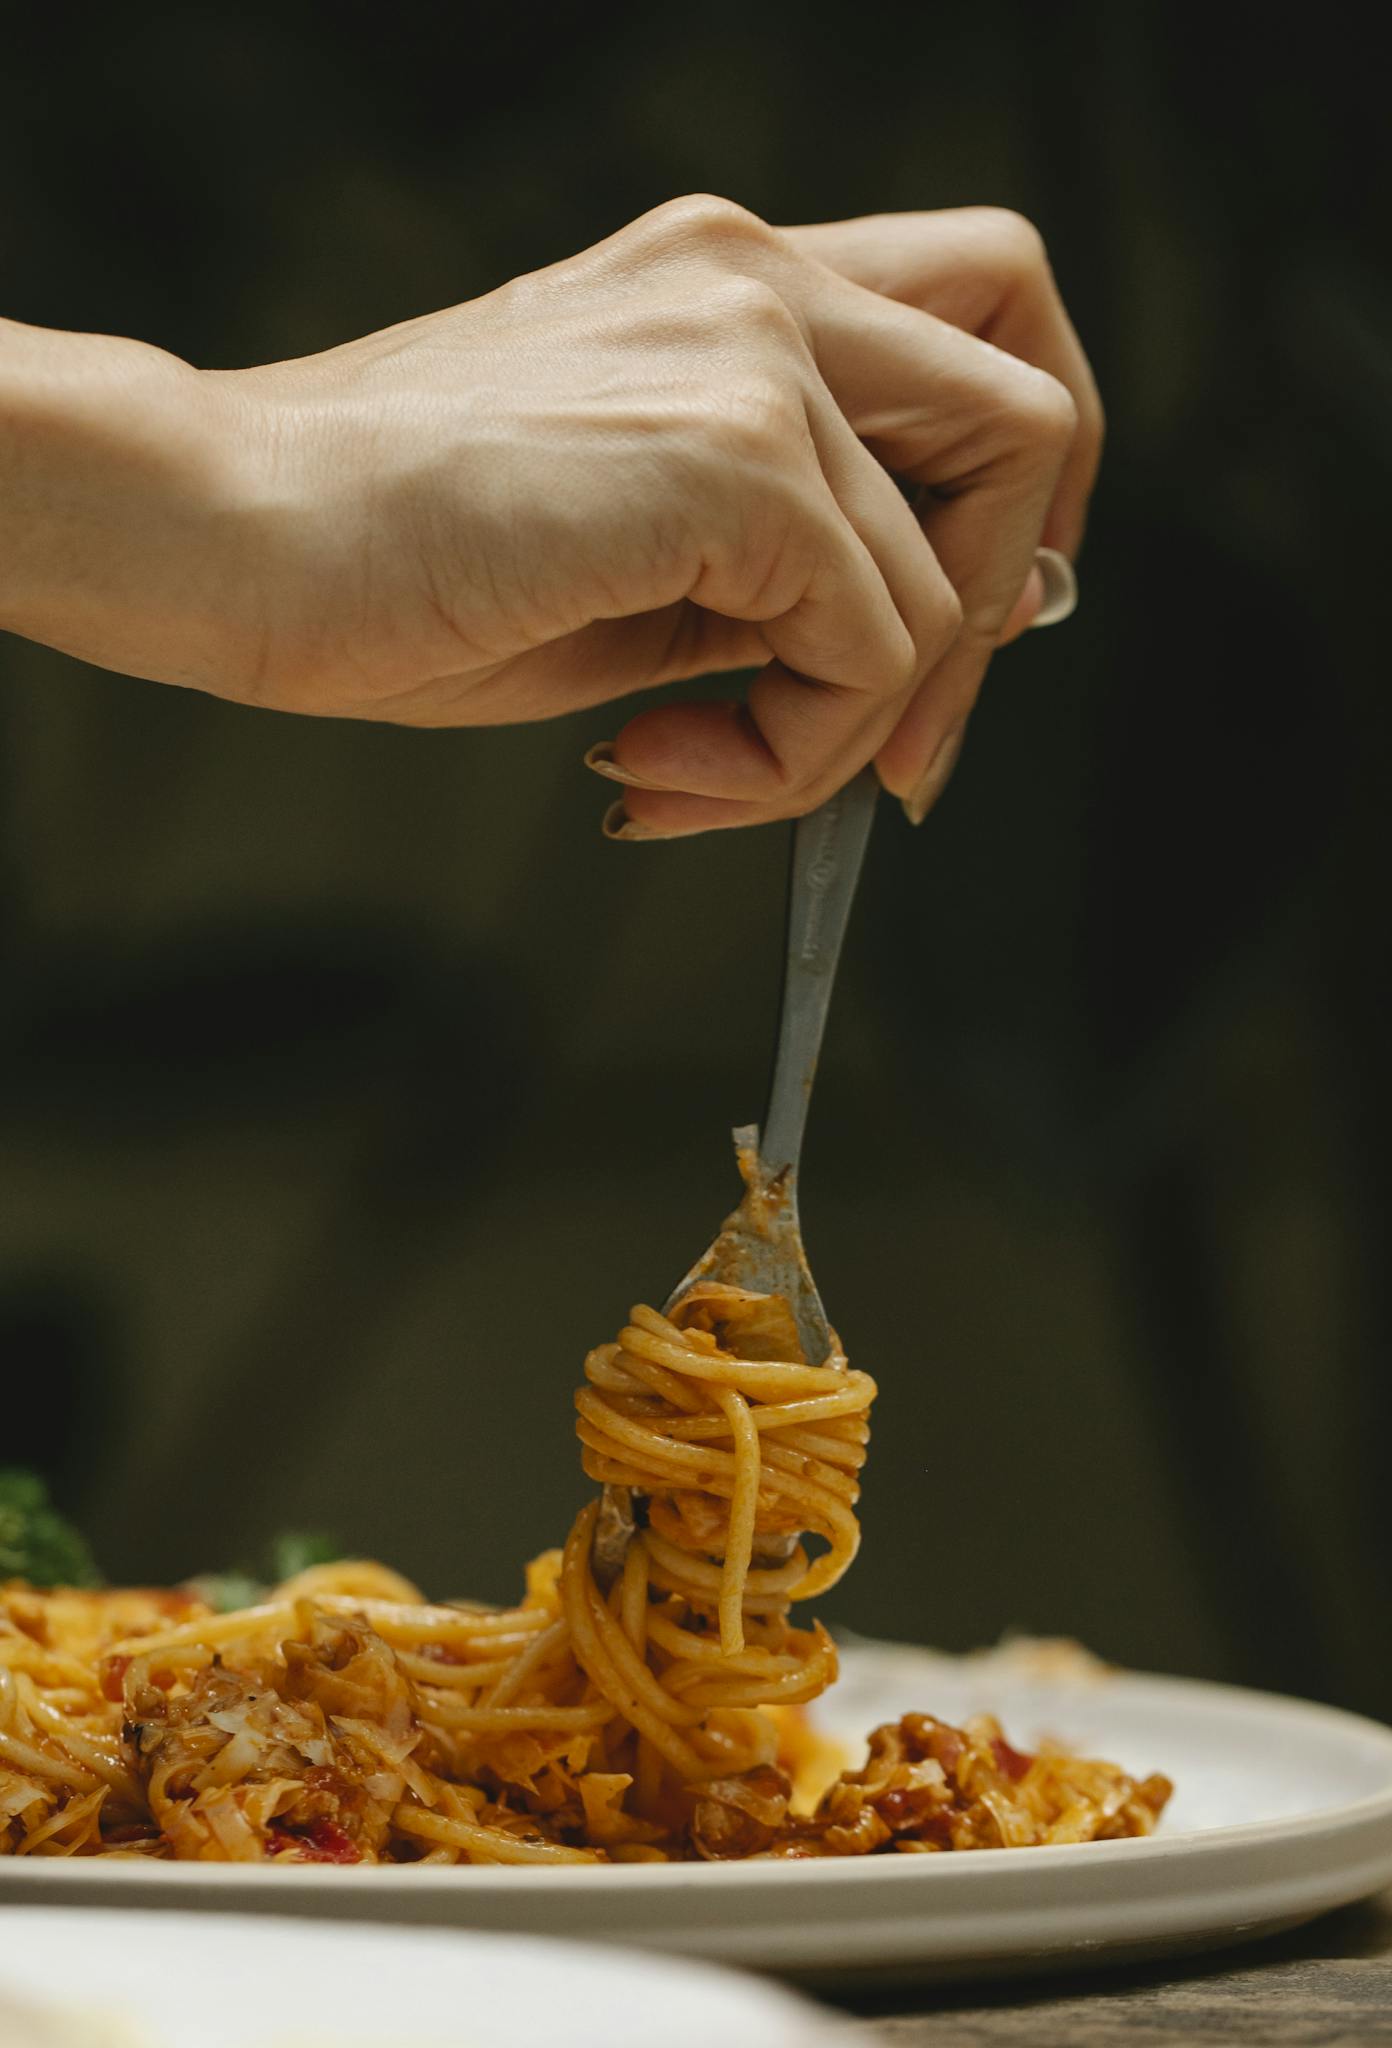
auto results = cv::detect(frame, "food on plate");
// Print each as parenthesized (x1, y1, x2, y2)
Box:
(1, 1289, 1170, 1863)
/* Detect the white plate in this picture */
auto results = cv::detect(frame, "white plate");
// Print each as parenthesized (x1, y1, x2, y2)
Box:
(0, 1909, 836, 2047)
(3, 1643, 1390, 1985)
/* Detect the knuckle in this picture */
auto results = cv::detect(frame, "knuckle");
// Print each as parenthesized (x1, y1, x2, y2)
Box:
(1036, 375, 1081, 452)
(769, 761, 840, 819)
(829, 615, 921, 704)
(1005, 362, 1080, 453)
(904, 586, 963, 676)
(643, 192, 775, 257)
(931, 581, 966, 646)
(883, 619, 921, 694)
(713, 272, 798, 339)
(971, 205, 1050, 280)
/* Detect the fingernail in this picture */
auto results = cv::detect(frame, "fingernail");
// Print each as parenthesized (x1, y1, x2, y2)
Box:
(600, 800, 683, 842)
(1029, 547, 1078, 628)
(583, 741, 673, 791)
(902, 727, 965, 827)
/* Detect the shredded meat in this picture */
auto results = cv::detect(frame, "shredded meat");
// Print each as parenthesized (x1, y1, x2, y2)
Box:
(688, 1765, 792, 1859)
(124, 1616, 425, 1862)
(768, 1712, 1172, 1856)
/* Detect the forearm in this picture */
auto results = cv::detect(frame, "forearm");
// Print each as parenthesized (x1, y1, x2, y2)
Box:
(0, 319, 245, 686)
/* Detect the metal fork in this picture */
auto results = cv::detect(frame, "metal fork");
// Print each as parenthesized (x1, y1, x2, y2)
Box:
(594, 766, 879, 1576)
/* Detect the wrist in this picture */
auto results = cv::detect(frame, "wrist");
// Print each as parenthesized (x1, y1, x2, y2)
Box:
(0, 320, 253, 687)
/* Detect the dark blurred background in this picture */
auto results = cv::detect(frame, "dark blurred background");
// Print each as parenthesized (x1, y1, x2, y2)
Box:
(2, 2, 1388, 1717)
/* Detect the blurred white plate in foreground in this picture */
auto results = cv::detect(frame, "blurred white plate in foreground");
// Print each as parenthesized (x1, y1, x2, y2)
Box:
(2, 1642, 1390, 1984)
(0, 1910, 837, 2048)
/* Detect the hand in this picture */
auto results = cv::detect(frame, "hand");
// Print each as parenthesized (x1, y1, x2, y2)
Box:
(0, 198, 1096, 833)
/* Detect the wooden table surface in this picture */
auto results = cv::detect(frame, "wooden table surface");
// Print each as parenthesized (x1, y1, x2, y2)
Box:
(825, 1888, 1392, 2044)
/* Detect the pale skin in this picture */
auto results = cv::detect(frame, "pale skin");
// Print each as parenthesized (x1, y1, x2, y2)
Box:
(0, 196, 1100, 834)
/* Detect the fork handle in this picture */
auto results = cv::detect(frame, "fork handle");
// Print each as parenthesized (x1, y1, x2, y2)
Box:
(760, 766, 879, 1179)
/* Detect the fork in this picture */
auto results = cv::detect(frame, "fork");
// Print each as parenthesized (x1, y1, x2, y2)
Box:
(595, 765, 879, 1576)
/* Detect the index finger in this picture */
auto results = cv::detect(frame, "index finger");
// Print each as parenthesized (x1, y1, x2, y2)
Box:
(605, 427, 960, 836)
(783, 208, 1102, 559)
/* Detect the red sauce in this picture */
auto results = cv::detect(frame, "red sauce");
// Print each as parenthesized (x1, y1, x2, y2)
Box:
(991, 1735, 1034, 1782)
(913, 1811, 956, 1848)
(268, 1818, 361, 1864)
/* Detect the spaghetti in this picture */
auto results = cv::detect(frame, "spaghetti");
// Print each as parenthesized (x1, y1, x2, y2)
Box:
(0, 1285, 1169, 1863)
